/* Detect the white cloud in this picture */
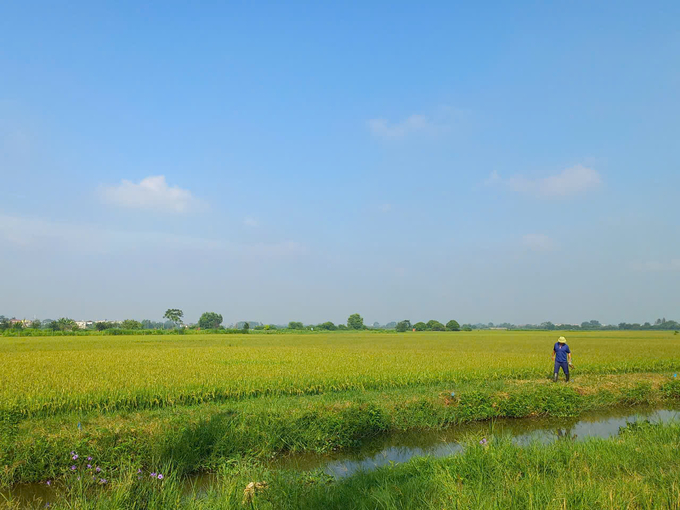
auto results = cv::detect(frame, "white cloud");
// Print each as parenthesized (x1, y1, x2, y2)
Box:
(487, 165, 602, 198)
(244, 217, 259, 227)
(367, 114, 430, 139)
(0, 214, 305, 261)
(632, 259, 680, 272)
(522, 234, 557, 252)
(100, 175, 197, 213)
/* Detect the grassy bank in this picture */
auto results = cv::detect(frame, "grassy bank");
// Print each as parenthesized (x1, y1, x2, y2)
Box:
(2, 373, 679, 488)
(4, 418, 680, 509)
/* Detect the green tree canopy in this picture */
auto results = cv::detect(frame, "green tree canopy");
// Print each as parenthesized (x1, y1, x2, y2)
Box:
(163, 309, 184, 327)
(446, 320, 460, 331)
(198, 312, 223, 329)
(55, 318, 76, 331)
(288, 321, 304, 330)
(121, 319, 142, 330)
(427, 319, 446, 331)
(95, 321, 117, 331)
(395, 320, 411, 332)
(242, 321, 250, 332)
(317, 321, 337, 330)
(347, 313, 364, 330)
(413, 321, 427, 331)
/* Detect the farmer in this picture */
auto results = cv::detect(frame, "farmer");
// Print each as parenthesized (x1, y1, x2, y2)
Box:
(552, 336, 572, 382)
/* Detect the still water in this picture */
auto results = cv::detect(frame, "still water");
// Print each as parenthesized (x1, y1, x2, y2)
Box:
(4, 406, 679, 507)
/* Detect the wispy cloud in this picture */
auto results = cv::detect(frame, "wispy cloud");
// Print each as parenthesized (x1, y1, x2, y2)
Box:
(100, 175, 198, 213)
(486, 165, 602, 198)
(244, 217, 259, 227)
(367, 114, 430, 139)
(0, 214, 304, 260)
(631, 259, 680, 272)
(522, 234, 557, 252)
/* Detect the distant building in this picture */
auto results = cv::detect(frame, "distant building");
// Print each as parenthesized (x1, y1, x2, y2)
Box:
(75, 320, 94, 329)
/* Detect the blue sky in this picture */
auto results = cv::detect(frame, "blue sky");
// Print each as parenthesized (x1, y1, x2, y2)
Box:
(1, 1, 679, 325)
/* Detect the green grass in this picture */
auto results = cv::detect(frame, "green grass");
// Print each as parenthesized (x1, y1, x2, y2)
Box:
(5, 420, 680, 509)
(3, 330, 680, 506)
(2, 330, 679, 418)
(2, 373, 679, 487)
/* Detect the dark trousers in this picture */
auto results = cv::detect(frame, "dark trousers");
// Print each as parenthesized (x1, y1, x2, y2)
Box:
(554, 361, 569, 377)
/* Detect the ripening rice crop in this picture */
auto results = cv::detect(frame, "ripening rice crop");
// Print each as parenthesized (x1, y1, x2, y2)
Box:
(1, 330, 678, 418)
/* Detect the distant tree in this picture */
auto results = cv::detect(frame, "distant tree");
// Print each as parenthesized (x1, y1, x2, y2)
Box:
(49, 319, 60, 331)
(31, 319, 41, 329)
(413, 322, 427, 331)
(581, 320, 601, 330)
(163, 309, 184, 327)
(242, 321, 250, 333)
(198, 312, 223, 329)
(121, 319, 142, 330)
(541, 321, 556, 330)
(372, 322, 381, 328)
(396, 320, 411, 333)
(55, 318, 76, 331)
(427, 320, 446, 331)
(12, 321, 24, 331)
(318, 321, 337, 331)
(288, 321, 304, 330)
(347, 313, 364, 330)
(446, 320, 460, 331)
(0, 316, 9, 331)
(462, 325, 473, 332)
(337, 324, 348, 330)
(385, 321, 397, 329)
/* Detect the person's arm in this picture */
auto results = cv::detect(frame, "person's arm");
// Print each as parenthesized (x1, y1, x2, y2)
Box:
(568, 352, 572, 364)
(552, 347, 556, 361)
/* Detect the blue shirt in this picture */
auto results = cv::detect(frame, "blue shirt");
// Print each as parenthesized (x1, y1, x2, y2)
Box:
(553, 343, 570, 363)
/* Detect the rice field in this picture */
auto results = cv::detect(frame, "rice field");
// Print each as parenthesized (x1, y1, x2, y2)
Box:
(2, 330, 679, 418)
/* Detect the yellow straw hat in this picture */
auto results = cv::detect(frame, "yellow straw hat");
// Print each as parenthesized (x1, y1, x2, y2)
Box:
(558, 336, 567, 343)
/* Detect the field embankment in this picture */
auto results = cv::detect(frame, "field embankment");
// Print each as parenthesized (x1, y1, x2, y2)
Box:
(4, 420, 680, 509)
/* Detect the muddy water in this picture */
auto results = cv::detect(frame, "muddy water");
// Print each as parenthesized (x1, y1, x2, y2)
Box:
(4, 406, 679, 506)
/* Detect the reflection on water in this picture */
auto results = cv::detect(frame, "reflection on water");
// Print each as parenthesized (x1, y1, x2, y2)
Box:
(272, 407, 680, 478)
(3, 406, 679, 506)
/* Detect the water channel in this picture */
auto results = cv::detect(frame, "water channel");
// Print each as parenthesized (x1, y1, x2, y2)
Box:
(4, 405, 679, 507)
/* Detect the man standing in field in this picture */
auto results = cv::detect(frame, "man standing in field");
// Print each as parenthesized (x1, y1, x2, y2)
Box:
(552, 336, 572, 382)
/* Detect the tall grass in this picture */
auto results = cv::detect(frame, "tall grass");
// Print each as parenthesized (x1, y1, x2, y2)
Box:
(5, 421, 680, 509)
(2, 331, 679, 419)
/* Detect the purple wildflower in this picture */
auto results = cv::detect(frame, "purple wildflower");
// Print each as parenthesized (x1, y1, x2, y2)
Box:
(87, 464, 92, 469)
(71, 465, 77, 471)
(87, 456, 93, 461)
(72, 454, 78, 460)
(99, 478, 107, 484)
(150, 472, 156, 477)
(46, 480, 51, 486)
(137, 469, 142, 474)
(70, 451, 75, 456)
(157, 474, 163, 480)
(479, 438, 488, 445)
(96, 466, 101, 473)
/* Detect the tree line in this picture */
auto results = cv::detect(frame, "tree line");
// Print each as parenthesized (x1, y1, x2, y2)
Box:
(2, 311, 678, 334)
